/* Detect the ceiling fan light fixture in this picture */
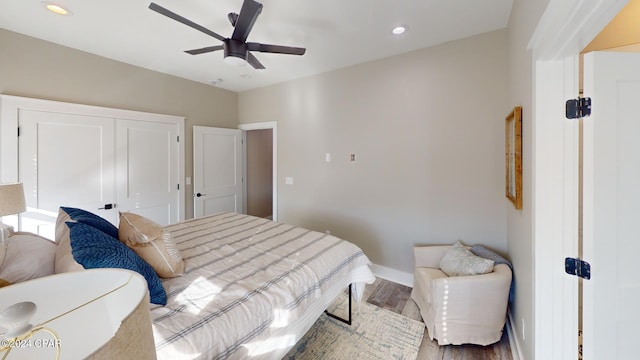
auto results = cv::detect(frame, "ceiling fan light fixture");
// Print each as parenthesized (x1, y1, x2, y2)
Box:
(392, 25, 407, 35)
(224, 55, 247, 67)
(41, 1, 72, 16)
(223, 40, 248, 67)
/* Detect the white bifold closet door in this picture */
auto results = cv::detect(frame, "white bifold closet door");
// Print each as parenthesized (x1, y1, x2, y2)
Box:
(115, 119, 179, 226)
(18, 110, 180, 239)
(19, 110, 117, 237)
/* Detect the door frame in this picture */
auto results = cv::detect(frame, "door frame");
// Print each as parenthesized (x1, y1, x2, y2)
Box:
(529, 0, 628, 359)
(238, 121, 278, 221)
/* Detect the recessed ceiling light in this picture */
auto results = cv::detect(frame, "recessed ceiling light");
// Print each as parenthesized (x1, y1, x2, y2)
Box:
(392, 26, 407, 35)
(41, 2, 72, 16)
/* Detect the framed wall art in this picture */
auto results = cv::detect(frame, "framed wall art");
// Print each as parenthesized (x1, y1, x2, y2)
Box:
(505, 106, 522, 209)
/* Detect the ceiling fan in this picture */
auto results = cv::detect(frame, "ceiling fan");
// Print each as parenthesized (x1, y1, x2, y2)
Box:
(148, 0, 306, 70)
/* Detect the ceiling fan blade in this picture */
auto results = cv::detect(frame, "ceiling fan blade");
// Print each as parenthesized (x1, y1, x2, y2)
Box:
(247, 52, 265, 70)
(149, 2, 226, 42)
(227, 12, 239, 27)
(185, 45, 224, 55)
(247, 43, 306, 56)
(231, 0, 263, 43)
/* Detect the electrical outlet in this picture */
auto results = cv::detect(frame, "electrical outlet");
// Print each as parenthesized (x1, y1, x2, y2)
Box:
(521, 318, 525, 340)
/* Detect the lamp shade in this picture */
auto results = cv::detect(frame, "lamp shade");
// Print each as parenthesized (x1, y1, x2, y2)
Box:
(0, 269, 157, 359)
(0, 183, 26, 217)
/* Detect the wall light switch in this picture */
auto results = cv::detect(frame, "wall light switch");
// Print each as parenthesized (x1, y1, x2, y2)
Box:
(285, 177, 294, 185)
(325, 153, 331, 162)
(350, 153, 356, 162)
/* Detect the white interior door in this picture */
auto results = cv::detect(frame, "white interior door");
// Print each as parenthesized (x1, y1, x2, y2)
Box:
(193, 126, 243, 217)
(18, 110, 116, 239)
(116, 119, 179, 226)
(582, 51, 640, 359)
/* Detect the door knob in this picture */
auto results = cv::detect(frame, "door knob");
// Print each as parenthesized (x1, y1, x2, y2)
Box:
(195, 193, 207, 197)
(98, 204, 114, 210)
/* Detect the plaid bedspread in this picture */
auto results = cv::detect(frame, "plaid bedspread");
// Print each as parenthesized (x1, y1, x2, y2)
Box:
(150, 212, 374, 360)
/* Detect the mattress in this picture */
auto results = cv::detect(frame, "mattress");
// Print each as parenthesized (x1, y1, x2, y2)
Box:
(150, 212, 375, 359)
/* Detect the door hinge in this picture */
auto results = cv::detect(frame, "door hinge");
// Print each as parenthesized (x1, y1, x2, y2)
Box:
(565, 257, 591, 280)
(177, 136, 180, 142)
(17, 127, 20, 137)
(177, 183, 180, 190)
(565, 97, 592, 119)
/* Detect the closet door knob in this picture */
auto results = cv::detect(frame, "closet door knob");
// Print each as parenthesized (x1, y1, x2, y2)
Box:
(98, 204, 114, 210)
(195, 193, 206, 197)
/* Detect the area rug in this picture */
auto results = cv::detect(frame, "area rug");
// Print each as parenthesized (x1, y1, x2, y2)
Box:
(284, 292, 425, 360)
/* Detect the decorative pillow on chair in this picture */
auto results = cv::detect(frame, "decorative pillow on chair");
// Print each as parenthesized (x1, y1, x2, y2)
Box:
(67, 221, 167, 305)
(439, 241, 494, 277)
(118, 212, 184, 278)
(0, 233, 57, 287)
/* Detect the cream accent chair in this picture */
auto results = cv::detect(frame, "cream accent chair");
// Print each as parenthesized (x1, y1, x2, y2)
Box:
(411, 245, 512, 346)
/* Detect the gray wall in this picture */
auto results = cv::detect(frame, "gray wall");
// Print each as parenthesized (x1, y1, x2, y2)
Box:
(240, 29, 509, 274)
(0, 28, 239, 219)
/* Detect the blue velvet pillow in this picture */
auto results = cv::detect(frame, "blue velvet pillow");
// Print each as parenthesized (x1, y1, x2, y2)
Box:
(67, 221, 167, 305)
(60, 207, 119, 239)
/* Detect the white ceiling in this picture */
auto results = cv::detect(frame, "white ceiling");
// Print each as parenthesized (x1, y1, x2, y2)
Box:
(0, 0, 513, 92)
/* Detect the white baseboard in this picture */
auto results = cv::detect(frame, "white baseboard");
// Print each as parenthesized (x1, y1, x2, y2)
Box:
(506, 309, 525, 360)
(370, 264, 414, 287)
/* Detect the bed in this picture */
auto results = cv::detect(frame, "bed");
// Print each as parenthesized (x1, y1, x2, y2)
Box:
(148, 212, 374, 359)
(0, 209, 374, 359)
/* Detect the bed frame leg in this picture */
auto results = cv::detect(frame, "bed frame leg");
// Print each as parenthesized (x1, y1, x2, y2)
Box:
(324, 285, 352, 326)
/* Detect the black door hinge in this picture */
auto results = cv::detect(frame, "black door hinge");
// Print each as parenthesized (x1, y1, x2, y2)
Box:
(565, 257, 591, 280)
(566, 97, 592, 119)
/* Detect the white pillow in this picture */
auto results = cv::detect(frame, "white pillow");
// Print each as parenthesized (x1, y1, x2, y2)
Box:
(439, 241, 494, 277)
(0, 233, 57, 285)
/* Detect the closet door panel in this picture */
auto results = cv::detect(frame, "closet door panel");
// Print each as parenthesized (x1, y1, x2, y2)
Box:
(116, 119, 179, 226)
(18, 110, 116, 238)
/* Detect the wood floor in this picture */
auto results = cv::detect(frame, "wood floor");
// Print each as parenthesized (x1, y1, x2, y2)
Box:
(363, 278, 513, 360)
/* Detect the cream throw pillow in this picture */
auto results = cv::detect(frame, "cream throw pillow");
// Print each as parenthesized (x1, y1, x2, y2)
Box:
(439, 241, 494, 277)
(118, 212, 184, 278)
(54, 208, 85, 273)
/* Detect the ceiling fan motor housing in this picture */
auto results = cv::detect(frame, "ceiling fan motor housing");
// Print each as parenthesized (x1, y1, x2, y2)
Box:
(224, 39, 248, 61)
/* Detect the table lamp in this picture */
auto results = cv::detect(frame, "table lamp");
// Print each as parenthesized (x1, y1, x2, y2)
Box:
(0, 183, 27, 264)
(0, 183, 26, 263)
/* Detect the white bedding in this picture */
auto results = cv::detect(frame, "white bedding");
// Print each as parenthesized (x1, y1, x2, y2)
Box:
(151, 212, 375, 360)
